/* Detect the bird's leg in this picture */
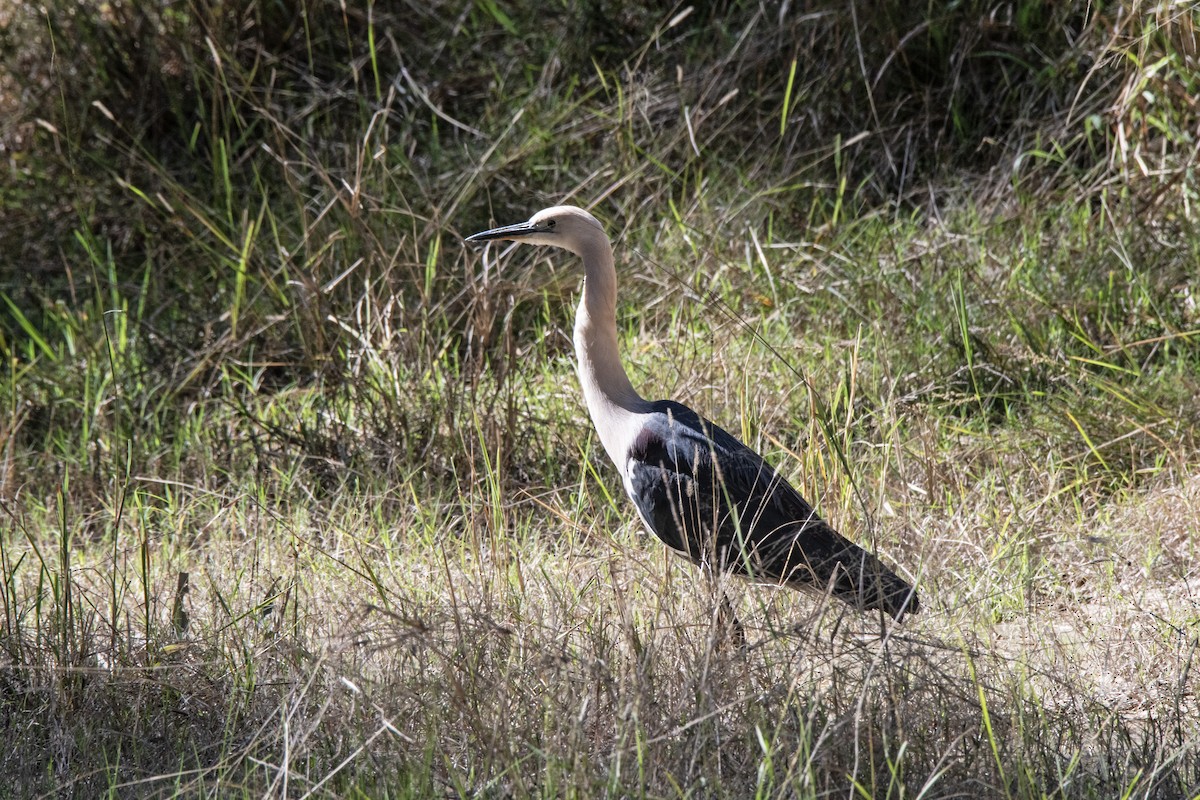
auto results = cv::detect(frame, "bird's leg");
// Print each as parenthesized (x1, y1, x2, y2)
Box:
(717, 590, 746, 650)
(705, 568, 745, 650)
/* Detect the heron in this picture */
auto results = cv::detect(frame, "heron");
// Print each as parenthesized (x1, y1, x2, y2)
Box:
(466, 205, 919, 623)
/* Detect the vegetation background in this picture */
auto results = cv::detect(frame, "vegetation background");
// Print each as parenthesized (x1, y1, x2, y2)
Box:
(1, 0, 1198, 796)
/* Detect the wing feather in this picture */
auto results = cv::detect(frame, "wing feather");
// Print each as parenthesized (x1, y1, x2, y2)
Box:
(625, 401, 918, 619)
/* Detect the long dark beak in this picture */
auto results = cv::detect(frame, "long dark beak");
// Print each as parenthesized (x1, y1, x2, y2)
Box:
(465, 219, 547, 245)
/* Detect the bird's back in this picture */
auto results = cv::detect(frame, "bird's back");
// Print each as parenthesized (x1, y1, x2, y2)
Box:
(624, 400, 918, 619)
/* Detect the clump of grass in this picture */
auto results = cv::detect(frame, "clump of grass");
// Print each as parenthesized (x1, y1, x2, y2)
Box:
(1, 0, 1198, 796)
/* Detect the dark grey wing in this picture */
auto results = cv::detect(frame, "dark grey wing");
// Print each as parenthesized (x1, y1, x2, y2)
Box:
(626, 401, 918, 619)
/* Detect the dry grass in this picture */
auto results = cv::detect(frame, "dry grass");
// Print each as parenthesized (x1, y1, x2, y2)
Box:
(2, 424, 1196, 797)
(2, 0, 1199, 796)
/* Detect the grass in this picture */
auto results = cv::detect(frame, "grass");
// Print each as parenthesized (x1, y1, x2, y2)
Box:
(2, 0, 1199, 796)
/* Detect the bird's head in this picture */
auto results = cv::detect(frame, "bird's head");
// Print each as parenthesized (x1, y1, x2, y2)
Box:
(466, 205, 605, 257)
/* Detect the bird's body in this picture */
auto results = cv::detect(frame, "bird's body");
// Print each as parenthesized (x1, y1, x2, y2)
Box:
(467, 206, 918, 620)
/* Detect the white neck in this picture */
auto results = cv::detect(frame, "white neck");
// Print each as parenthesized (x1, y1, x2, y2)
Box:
(571, 232, 648, 467)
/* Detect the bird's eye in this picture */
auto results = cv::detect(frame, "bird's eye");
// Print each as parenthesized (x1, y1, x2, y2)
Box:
(546, 219, 556, 228)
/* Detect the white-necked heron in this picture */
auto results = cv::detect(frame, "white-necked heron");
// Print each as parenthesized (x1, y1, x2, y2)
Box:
(467, 205, 919, 622)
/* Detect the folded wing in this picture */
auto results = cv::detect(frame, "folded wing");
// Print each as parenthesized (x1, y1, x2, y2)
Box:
(624, 401, 918, 619)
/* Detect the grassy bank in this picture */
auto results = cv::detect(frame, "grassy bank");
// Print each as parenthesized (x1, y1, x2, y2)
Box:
(1, 1, 1198, 796)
